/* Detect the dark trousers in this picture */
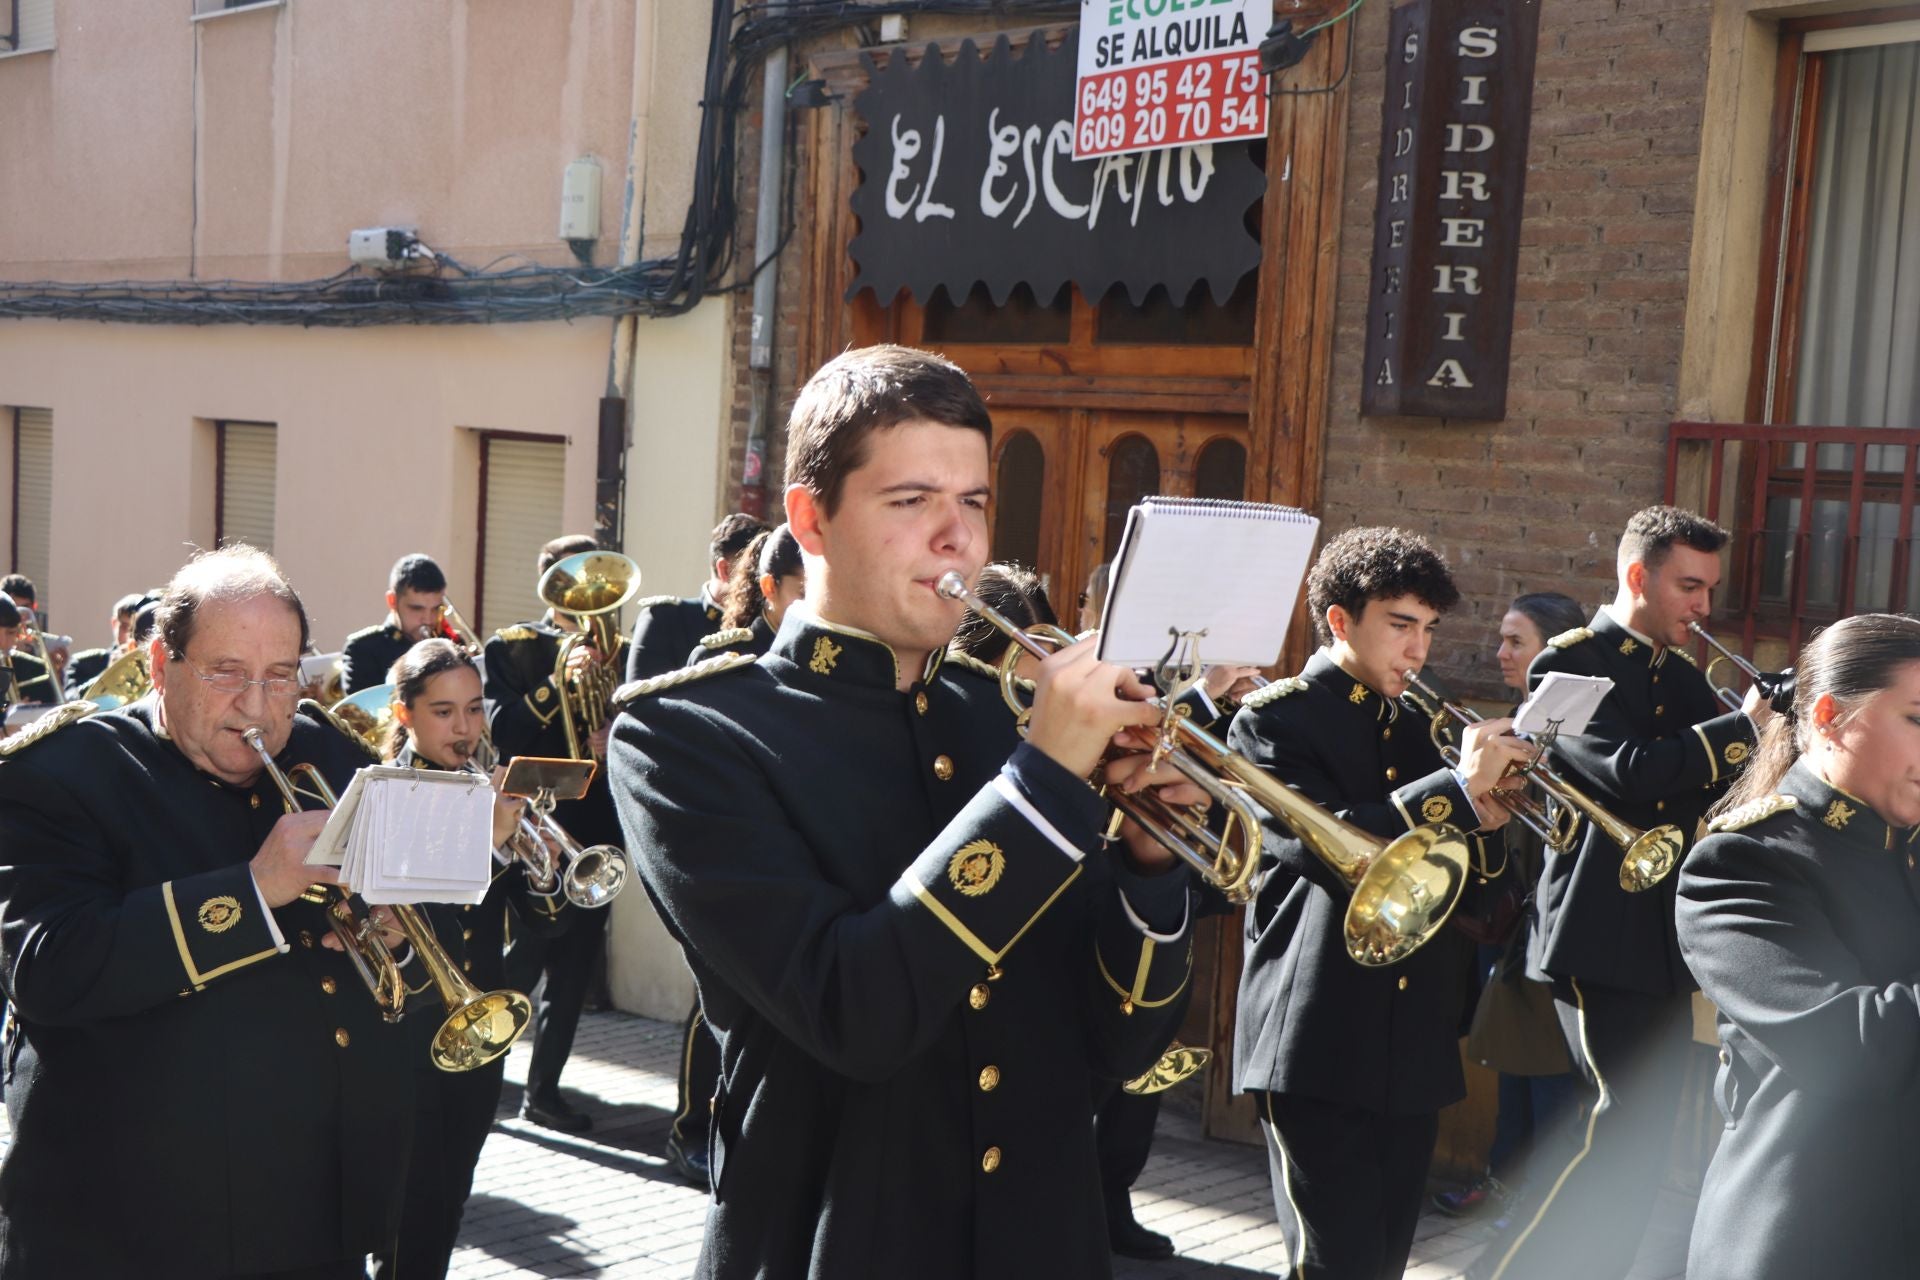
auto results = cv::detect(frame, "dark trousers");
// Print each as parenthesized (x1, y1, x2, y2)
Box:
(1487, 1069, 1579, 1185)
(1474, 980, 1693, 1280)
(239, 1265, 367, 1280)
(673, 1003, 721, 1149)
(1094, 1086, 1162, 1222)
(369, 1057, 506, 1280)
(506, 906, 610, 1102)
(1254, 1091, 1440, 1280)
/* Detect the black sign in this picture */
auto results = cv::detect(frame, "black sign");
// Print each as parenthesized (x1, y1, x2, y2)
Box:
(1361, 0, 1540, 420)
(847, 31, 1265, 307)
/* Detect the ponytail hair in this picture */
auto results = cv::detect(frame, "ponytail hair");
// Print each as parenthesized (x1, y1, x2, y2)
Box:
(1712, 613, 1920, 816)
(382, 637, 475, 761)
(721, 524, 804, 629)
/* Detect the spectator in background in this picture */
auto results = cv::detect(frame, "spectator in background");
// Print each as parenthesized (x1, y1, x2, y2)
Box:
(1435, 592, 1585, 1225)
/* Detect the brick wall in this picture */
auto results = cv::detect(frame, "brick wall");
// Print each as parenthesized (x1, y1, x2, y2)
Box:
(721, 2, 1717, 695)
(1326, 0, 1712, 693)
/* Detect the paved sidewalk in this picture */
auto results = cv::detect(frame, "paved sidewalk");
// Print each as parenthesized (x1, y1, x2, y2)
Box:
(448, 1010, 1691, 1278)
(0, 1007, 1688, 1276)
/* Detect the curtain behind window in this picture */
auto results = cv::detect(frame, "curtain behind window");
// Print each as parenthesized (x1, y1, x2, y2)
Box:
(1770, 42, 1920, 610)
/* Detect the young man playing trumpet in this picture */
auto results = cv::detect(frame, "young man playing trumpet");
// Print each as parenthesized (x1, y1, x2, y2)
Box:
(341, 553, 449, 695)
(1476, 506, 1768, 1280)
(611, 344, 1202, 1280)
(1228, 526, 1528, 1280)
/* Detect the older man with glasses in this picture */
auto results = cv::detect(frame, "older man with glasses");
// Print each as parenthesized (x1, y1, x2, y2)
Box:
(0, 544, 428, 1280)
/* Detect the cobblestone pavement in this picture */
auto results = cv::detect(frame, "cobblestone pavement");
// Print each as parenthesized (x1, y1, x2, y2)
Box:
(0, 1008, 1687, 1277)
(446, 1011, 1690, 1278)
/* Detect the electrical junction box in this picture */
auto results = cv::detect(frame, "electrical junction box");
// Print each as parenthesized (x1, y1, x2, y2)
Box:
(560, 159, 602, 242)
(347, 227, 423, 270)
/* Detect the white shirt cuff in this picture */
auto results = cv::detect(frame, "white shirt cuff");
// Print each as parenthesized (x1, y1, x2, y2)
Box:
(992, 771, 1086, 863)
(248, 869, 291, 955)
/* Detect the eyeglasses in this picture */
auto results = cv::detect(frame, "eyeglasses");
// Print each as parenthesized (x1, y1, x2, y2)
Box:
(178, 655, 302, 700)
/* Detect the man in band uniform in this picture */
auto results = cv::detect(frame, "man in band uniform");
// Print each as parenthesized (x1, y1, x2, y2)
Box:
(611, 344, 1201, 1279)
(1228, 525, 1527, 1279)
(623, 513, 767, 685)
(0, 546, 424, 1278)
(341, 553, 449, 695)
(1477, 506, 1770, 1280)
(482, 534, 624, 1134)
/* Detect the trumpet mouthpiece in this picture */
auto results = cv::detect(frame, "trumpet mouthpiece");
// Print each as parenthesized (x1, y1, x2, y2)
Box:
(935, 571, 969, 601)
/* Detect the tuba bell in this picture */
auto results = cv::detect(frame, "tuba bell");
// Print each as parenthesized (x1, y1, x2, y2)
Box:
(537, 551, 643, 760)
(329, 683, 398, 755)
(80, 647, 152, 710)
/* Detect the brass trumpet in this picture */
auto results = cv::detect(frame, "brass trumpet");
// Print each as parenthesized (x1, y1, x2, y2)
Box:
(438, 600, 485, 657)
(18, 610, 64, 706)
(538, 552, 643, 760)
(936, 572, 1472, 966)
(1401, 669, 1684, 893)
(242, 726, 533, 1072)
(1402, 672, 1579, 853)
(465, 745, 628, 910)
(1688, 622, 1786, 714)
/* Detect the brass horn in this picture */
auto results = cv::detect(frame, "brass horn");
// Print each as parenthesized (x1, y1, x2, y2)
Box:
(241, 726, 533, 1072)
(464, 746, 628, 910)
(1403, 672, 1580, 854)
(1688, 621, 1783, 714)
(1402, 669, 1683, 894)
(936, 572, 1472, 966)
(538, 551, 644, 760)
(329, 683, 397, 755)
(438, 599, 485, 658)
(79, 647, 151, 710)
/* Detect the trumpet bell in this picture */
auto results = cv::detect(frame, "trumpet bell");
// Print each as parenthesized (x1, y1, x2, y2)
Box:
(1618, 824, 1684, 893)
(1346, 824, 1472, 966)
(430, 988, 535, 1073)
(563, 842, 628, 909)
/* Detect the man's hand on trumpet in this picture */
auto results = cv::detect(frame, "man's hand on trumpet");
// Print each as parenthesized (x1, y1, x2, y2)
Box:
(1022, 636, 1210, 874)
(1454, 716, 1531, 833)
(249, 809, 334, 908)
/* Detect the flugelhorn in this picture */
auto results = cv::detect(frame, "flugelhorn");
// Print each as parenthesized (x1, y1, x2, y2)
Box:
(936, 572, 1471, 966)
(1402, 669, 1683, 893)
(242, 726, 533, 1072)
(538, 551, 643, 760)
(1688, 622, 1790, 715)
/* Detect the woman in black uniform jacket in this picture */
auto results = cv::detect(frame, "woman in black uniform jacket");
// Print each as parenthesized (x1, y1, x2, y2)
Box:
(371, 639, 572, 1279)
(682, 523, 806, 666)
(1677, 612, 1920, 1280)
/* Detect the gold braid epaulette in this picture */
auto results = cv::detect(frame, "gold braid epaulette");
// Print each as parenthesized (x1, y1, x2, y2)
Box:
(493, 625, 538, 643)
(1548, 626, 1595, 650)
(632, 594, 682, 610)
(613, 651, 759, 706)
(697, 627, 755, 650)
(1239, 677, 1308, 710)
(1707, 793, 1798, 833)
(0, 700, 97, 757)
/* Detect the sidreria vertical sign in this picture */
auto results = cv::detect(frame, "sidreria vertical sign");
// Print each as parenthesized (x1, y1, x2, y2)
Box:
(1361, 0, 1541, 420)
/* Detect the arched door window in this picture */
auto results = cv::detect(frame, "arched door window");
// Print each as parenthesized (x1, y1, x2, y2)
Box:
(993, 431, 1045, 570)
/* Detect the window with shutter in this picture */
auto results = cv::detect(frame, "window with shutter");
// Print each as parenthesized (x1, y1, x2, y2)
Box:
(12, 408, 52, 615)
(3, 0, 56, 53)
(216, 422, 276, 555)
(477, 435, 566, 635)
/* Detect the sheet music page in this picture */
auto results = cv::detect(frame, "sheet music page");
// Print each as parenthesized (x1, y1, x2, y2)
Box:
(1514, 673, 1614, 737)
(363, 770, 493, 905)
(304, 767, 371, 868)
(1096, 499, 1321, 668)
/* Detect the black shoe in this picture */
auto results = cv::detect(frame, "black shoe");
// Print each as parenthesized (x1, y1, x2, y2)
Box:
(665, 1132, 712, 1189)
(1109, 1214, 1175, 1261)
(521, 1094, 592, 1134)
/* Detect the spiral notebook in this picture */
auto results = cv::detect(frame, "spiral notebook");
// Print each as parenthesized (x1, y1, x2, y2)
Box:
(1096, 498, 1321, 668)
(304, 765, 495, 905)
